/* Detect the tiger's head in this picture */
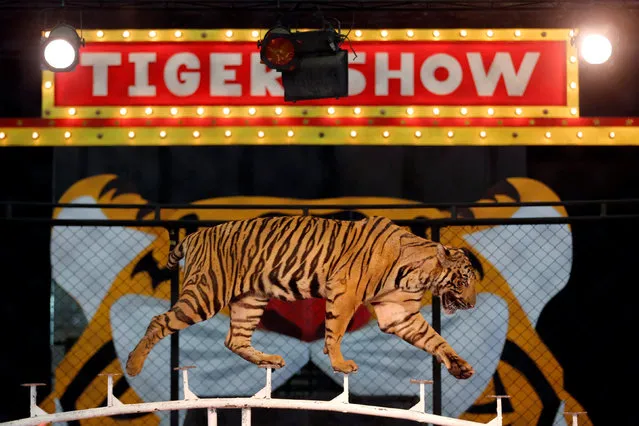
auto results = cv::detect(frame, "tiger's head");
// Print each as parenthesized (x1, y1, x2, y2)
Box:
(434, 244, 482, 315)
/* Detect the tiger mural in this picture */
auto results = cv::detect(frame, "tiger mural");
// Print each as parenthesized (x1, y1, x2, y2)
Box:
(40, 174, 592, 426)
(126, 215, 480, 380)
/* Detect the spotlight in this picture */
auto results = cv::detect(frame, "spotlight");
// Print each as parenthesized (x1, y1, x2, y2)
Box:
(258, 24, 348, 102)
(41, 24, 85, 72)
(579, 33, 612, 65)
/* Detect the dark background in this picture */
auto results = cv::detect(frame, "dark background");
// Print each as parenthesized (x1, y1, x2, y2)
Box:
(2, 1, 639, 424)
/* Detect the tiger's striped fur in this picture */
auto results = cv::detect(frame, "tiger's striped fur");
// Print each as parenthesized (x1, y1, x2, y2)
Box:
(126, 215, 479, 379)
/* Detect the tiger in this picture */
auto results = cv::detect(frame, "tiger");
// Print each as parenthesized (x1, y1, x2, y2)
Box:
(125, 214, 480, 380)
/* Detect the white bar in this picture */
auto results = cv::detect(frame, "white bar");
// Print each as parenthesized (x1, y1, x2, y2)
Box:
(1, 396, 495, 426)
(207, 408, 217, 426)
(107, 376, 114, 407)
(241, 408, 251, 426)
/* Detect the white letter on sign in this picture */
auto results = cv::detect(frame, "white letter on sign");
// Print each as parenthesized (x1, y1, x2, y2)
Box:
(250, 53, 284, 96)
(467, 52, 540, 96)
(348, 52, 366, 96)
(375, 53, 414, 96)
(210, 53, 242, 96)
(420, 54, 463, 95)
(128, 53, 157, 97)
(164, 53, 201, 97)
(80, 53, 121, 97)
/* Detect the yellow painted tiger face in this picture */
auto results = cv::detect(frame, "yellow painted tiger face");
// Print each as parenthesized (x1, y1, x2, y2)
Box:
(436, 245, 480, 315)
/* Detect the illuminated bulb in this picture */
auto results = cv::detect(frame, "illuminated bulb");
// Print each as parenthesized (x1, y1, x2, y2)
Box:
(569, 29, 575, 37)
(406, 30, 414, 38)
(570, 55, 577, 63)
(355, 30, 363, 37)
(447, 130, 454, 138)
(96, 30, 104, 38)
(327, 107, 336, 115)
(487, 30, 494, 37)
(196, 107, 205, 116)
(570, 82, 577, 89)
(251, 30, 259, 38)
(515, 108, 522, 116)
(32, 131, 39, 140)
(414, 130, 422, 138)
(159, 130, 167, 138)
(64, 131, 71, 139)
(353, 107, 362, 115)
(225, 30, 233, 38)
(223, 107, 231, 115)
(68, 108, 76, 116)
(609, 131, 616, 139)
(274, 107, 283, 115)
(545, 131, 552, 139)
(44, 81, 52, 89)
(406, 107, 414, 115)
(381, 30, 388, 38)
(44, 31, 50, 38)
(149, 30, 157, 38)
(382, 130, 390, 138)
(175, 30, 183, 38)
(514, 29, 522, 37)
(128, 131, 135, 139)
(460, 29, 468, 37)
(433, 30, 440, 37)
(145, 107, 153, 115)
(432, 107, 440, 116)
(576, 131, 583, 139)
(287, 130, 295, 137)
(487, 108, 495, 116)
(119, 107, 127, 116)
(192, 130, 200, 138)
(123, 30, 130, 38)
(170, 107, 178, 116)
(460, 107, 468, 115)
(248, 107, 256, 116)
(479, 130, 487, 138)
(350, 130, 357, 138)
(570, 108, 578, 116)
(0, 132, 5, 139)
(257, 130, 265, 138)
(224, 130, 232, 137)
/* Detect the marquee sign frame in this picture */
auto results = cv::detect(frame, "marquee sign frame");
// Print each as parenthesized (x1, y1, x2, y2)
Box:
(1, 27, 638, 146)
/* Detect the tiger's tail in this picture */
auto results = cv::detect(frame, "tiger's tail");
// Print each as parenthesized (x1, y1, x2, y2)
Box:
(166, 237, 188, 270)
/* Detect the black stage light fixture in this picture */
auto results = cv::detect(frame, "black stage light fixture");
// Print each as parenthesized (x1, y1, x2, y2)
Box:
(41, 23, 85, 72)
(258, 26, 349, 102)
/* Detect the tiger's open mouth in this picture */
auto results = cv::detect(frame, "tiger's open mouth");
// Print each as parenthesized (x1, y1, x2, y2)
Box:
(442, 292, 462, 315)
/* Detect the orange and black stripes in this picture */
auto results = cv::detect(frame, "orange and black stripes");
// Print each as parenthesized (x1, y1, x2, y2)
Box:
(126, 215, 479, 378)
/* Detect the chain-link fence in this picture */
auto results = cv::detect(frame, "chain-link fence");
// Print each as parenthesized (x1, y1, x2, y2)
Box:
(44, 211, 588, 426)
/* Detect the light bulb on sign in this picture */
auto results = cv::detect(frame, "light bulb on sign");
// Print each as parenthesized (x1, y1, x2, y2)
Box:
(432, 30, 440, 38)
(64, 131, 72, 139)
(355, 30, 363, 37)
(570, 82, 577, 89)
(192, 130, 201, 138)
(406, 30, 414, 38)
(274, 107, 283, 115)
(174, 30, 183, 38)
(257, 130, 265, 138)
(414, 130, 422, 138)
(96, 30, 104, 38)
(432, 107, 440, 116)
(159, 130, 167, 138)
(248, 107, 256, 116)
(447, 130, 454, 138)
(32, 131, 39, 140)
(380, 30, 388, 38)
(580, 34, 612, 65)
(120, 108, 127, 116)
(486, 30, 494, 38)
(576, 131, 583, 139)
(44, 81, 52, 89)
(350, 130, 357, 138)
(0, 132, 5, 140)
(170, 107, 178, 116)
(487, 108, 495, 116)
(149, 31, 157, 38)
(515, 108, 522, 116)
(225, 30, 234, 38)
(287, 130, 295, 137)
(251, 30, 259, 38)
(545, 131, 552, 139)
(406, 107, 415, 116)
(460, 107, 468, 116)
(196, 107, 205, 116)
(145, 107, 153, 115)
(382, 130, 390, 138)
(570, 108, 578, 116)
(68, 108, 76, 116)
(353, 107, 362, 115)
(128, 131, 135, 139)
(224, 130, 232, 137)
(223, 107, 231, 116)
(609, 131, 616, 139)
(479, 130, 487, 138)
(327, 107, 335, 115)
(460, 30, 468, 37)
(514, 30, 522, 37)
(122, 30, 130, 38)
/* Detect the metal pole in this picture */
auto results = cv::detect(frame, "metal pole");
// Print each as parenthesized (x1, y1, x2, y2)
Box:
(430, 225, 442, 420)
(168, 227, 180, 426)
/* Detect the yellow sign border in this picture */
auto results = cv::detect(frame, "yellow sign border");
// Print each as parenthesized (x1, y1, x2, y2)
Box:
(41, 28, 579, 120)
(2, 125, 634, 147)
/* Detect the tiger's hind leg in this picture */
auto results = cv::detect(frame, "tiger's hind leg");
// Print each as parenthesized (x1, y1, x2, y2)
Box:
(126, 275, 218, 377)
(225, 294, 286, 369)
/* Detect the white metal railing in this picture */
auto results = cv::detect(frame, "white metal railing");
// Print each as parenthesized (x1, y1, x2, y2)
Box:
(0, 365, 584, 426)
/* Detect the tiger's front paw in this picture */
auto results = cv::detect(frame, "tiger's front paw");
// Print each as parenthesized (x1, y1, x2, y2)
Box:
(436, 350, 474, 380)
(331, 359, 359, 374)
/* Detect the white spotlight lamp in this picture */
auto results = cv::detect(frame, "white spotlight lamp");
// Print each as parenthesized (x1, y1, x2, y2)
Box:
(41, 24, 86, 72)
(580, 34, 612, 65)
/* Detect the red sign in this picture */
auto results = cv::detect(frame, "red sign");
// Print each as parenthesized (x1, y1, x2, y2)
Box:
(53, 41, 567, 107)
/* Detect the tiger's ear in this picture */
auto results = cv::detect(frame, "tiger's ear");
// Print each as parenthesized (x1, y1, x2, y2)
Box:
(436, 244, 454, 268)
